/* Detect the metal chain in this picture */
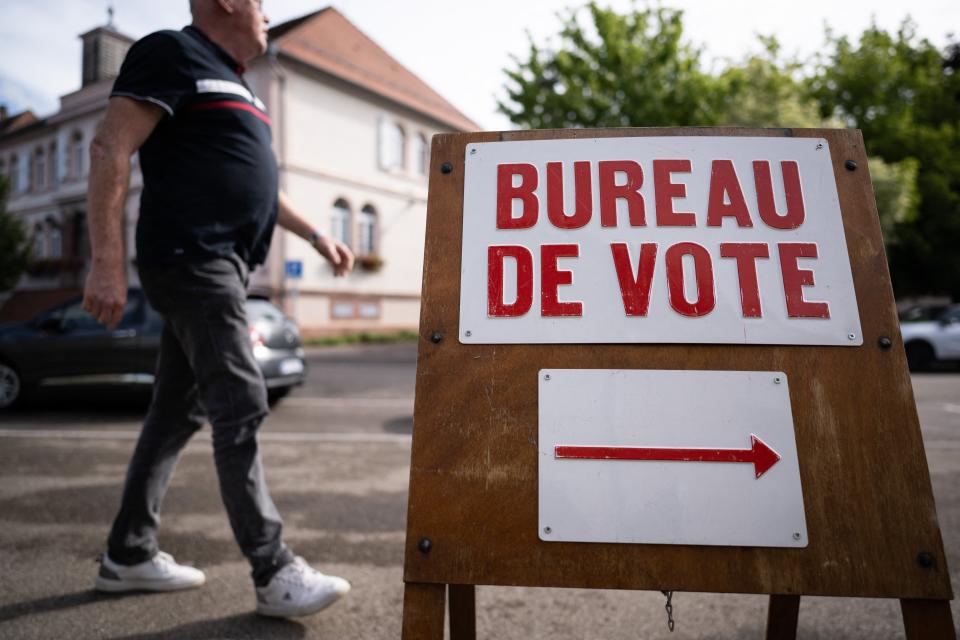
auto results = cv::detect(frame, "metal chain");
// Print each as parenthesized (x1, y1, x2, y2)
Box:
(660, 590, 675, 632)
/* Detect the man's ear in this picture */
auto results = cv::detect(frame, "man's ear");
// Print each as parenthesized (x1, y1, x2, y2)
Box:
(215, 0, 236, 15)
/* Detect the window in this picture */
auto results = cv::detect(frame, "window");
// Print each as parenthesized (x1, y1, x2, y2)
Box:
(378, 118, 406, 170)
(11, 154, 25, 193)
(57, 294, 142, 332)
(329, 298, 381, 320)
(358, 301, 380, 319)
(331, 198, 352, 247)
(49, 141, 58, 186)
(70, 131, 84, 179)
(47, 219, 62, 260)
(33, 147, 46, 191)
(358, 205, 377, 256)
(414, 133, 429, 175)
(33, 223, 46, 259)
(331, 301, 355, 319)
(18, 154, 29, 192)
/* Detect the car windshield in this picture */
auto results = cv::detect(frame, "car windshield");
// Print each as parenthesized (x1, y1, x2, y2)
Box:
(36, 293, 144, 331)
(245, 299, 285, 323)
(899, 305, 949, 322)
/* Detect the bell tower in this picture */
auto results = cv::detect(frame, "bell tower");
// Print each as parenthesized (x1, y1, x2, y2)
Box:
(79, 4, 135, 87)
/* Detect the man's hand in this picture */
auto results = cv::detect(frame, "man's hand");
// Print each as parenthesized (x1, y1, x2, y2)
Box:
(276, 191, 356, 276)
(313, 235, 355, 277)
(82, 263, 128, 330)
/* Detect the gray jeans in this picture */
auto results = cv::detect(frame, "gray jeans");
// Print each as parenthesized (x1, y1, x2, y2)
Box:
(106, 255, 294, 586)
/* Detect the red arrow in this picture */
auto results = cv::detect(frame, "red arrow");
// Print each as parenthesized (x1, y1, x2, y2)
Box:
(554, 434, 781, 479)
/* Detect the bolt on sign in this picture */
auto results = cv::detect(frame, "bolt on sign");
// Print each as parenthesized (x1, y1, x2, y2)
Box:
(460, 136, 861, 345)
(403, 129, 954, 640)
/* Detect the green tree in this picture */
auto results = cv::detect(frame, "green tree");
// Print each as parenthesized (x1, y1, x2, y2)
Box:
(714, 37, 823, 128)
(808, 21, 960, 297)
(869, 156, 920, 246)
(499, 3, 722, 128)
(0, 176, 31, 292)
(500, 4, 957, 297)
(715, 38, 920, 241)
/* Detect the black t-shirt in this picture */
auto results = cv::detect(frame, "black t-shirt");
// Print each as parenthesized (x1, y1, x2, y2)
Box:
(112, 26, 278, 267)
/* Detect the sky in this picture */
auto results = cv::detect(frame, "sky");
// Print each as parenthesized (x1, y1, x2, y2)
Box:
(1, 0, 957, 131)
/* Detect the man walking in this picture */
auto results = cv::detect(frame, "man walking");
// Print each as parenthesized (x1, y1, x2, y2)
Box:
(82, 0, 354, 618)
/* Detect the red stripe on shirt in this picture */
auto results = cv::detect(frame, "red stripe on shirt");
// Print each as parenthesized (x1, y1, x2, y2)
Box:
(188, 100, 271, 126)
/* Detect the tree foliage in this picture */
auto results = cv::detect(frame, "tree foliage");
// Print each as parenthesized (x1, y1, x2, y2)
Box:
(499, 4, 960, 297)
(714, 37, 823, 128)
(808, 22, 960, 297)
(499, 4, 721, 128)
(0, 177, 31, 292)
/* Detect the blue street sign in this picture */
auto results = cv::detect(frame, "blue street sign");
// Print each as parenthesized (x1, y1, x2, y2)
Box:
(285, 260, 303, 279)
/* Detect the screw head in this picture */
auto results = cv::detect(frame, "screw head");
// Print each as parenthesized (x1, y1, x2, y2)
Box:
(774, 377, 782, 384)
(917, 552, 935, 568)
(848, 333, 857, 341)
(844, 159, 858, 171)
(464, 330, 472, 338)
(792, 532, 802, 541)
(543, 526, 552, 535)
(470, 148, 477, 155)
(878, 336, 892, 350)
(430, 331, 443, 344)
(544, 374, 551, 381)
(418, 538, 433, 554)
(440, 162, 453, 174)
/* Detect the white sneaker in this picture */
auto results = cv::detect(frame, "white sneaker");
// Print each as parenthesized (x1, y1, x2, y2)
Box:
(255, 557, 350, 618)
(94, 551, 206, 592)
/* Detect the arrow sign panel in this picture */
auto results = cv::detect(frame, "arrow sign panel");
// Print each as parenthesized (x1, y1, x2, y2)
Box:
(539, 369, 808, 547)
(555, 435, 782, 479)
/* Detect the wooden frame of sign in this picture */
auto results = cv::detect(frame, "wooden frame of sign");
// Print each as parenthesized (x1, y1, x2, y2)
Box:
(401, 128, 954, 639)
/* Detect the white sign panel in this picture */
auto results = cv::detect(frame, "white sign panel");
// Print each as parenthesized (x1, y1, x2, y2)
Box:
(538, 369, 808, 547)
(460, 136, 862, 345)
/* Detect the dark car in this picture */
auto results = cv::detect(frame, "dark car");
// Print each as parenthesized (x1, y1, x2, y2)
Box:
(0, 289, 306, 409)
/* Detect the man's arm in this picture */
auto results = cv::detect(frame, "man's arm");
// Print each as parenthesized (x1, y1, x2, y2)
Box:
(277, 191, 355, 277)
(82, 97, 164, 329)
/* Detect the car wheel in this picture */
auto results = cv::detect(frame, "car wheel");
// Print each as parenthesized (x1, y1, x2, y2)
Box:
(905, 341, 935, 372)
(0, 363, 22, 409)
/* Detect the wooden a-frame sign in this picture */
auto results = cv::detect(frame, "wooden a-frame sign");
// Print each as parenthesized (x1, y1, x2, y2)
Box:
(401, 128, 954, 639)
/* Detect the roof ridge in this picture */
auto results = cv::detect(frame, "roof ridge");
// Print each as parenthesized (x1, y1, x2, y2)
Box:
(319, 8, 475, 125)
(270, 5, 477, 131)
(284, 36, 465, 115)
(267, 6, 331, 40)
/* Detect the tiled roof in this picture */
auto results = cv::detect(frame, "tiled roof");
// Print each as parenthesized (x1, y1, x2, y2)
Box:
(269, 7, 478, 132)
(0, 111, 41, 139)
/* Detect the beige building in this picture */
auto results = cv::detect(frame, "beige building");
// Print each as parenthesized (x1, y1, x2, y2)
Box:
(0, 7, 477, 335)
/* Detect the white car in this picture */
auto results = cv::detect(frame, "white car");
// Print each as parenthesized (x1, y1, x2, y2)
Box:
(900, 304, 960, 370)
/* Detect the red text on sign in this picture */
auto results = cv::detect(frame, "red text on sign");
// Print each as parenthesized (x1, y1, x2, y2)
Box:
(779, 243, 830, 318)
(720, 243, 770, 317)
(487, 244, 583, 318)
(665, 242, 716, 316)
(496, 159, 806, 230)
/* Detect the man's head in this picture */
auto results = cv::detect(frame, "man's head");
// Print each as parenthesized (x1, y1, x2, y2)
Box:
(190, 0, 270, 64)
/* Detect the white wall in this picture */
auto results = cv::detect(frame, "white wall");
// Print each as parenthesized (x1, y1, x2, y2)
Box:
(256, 61, 460, 331)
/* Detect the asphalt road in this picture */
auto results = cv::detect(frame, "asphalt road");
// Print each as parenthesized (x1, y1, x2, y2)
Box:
(0, 344, 958, 639)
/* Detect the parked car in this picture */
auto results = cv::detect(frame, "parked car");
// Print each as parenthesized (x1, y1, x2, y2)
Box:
(0, 289, 306, 409)
(900, 304, 960, 371)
